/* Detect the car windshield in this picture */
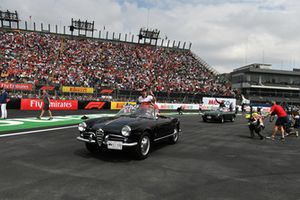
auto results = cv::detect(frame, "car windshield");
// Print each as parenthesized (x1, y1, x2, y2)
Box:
(117, 104, 157, 119)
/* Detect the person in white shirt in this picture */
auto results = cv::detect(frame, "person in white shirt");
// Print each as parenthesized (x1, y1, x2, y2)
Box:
(137, 88, 156, 105)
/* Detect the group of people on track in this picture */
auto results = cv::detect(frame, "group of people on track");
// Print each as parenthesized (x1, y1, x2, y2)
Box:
(247, 101, 299, 141)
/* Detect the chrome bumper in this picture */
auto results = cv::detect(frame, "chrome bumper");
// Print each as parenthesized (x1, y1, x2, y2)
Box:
(76, 136, 137, 147)
(76, 136, 96, 143)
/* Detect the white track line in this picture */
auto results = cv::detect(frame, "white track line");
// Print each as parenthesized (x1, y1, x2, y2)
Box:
(0, 125, 77, 138)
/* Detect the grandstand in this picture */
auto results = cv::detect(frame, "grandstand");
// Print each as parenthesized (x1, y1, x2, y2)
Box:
(0, 17, 233, 103)
(231, 63, 300, 105)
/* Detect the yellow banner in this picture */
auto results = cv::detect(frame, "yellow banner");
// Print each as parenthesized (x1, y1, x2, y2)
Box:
(111, 102, 136, 110)
(62, 86, 94, 94)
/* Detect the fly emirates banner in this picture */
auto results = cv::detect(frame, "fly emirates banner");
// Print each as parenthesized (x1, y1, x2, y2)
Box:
(21, 99, 78, 110)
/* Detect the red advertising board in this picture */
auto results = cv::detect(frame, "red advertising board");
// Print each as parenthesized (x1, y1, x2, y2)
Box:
(0, 82, 33, 91)
(21, 99, 78, 110)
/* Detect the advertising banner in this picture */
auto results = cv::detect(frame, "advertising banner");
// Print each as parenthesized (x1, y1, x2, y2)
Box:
(62, 86, 94, 94)
(0, 82, 33, 91)
(202, 97, 236, 110)
(156, 103, 199, 110)
(243, 105, 271, 115)
(84, 102, 106, 110)
(21, 99, 78, 110)
(111, 102, 136, 110)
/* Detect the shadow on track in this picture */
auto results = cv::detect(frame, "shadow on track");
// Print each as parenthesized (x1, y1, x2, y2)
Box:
(73, 139, 174, 162)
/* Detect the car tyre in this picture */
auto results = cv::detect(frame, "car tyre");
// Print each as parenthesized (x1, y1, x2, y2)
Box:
(203, 117, 207, 122)
(220, 117, 225, 123)
(169, 127, 180, 144)
(231, 116, 235, 122)
(135, 132, 151, 160)
(85, 142, 102, 154)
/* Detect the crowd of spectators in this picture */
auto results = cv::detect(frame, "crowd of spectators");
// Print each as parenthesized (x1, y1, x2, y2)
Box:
(0, 29, 234, 97)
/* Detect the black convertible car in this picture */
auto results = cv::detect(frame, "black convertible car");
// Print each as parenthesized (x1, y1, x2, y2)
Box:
(77, 105, 181, 159)
(202, 110, 236, 123)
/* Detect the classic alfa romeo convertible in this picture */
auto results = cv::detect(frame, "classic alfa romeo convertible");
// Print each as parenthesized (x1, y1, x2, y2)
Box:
(77, 105, 181, 159)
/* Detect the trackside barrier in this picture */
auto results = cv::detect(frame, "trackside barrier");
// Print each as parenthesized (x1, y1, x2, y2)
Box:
(7, 99, 112, 110)
(156, 103, 199, 110)
(111, 102, 136, 110)
(21, 99, 78, 110)
(202, 97, 236, 110)
(79, 101, 110, 110)
(7, 98, 21, 109)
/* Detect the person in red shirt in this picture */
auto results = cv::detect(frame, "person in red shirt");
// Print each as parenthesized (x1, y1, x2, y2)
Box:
(268, 101, 288, 140)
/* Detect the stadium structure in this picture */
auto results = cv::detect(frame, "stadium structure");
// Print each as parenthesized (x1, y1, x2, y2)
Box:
(0, 9, 233, 104)
(231, 63, 300, 105)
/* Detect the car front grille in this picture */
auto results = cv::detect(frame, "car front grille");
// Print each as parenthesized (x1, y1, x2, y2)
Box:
(96, 129, 105, 146)
(106, 134, 125, 142)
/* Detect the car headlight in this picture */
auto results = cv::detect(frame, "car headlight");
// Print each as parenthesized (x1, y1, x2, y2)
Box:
(121, 125, 131, 137)
(78, 122, 87, 132)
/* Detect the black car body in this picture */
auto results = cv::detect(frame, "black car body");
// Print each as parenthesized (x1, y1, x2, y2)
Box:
(77, 105, 180, 159)
(202, 110, 236, 123)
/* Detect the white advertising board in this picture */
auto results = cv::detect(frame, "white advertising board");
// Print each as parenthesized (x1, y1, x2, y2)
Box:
(156, 103, 199, 110)
(202, 97, 236, 110)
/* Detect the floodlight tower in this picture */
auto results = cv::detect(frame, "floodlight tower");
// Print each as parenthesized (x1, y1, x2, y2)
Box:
(69, 18, 95, 37)
(0, 10, 19, 28)
(138, 27, 160, 45)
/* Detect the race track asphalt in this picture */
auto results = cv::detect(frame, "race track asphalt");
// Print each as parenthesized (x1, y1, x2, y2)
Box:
(0, 110, 300, 200)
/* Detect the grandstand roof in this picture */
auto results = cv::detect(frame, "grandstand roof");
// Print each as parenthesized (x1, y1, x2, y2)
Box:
(249, 85, 300, 91)
(232, 63, 300, 76)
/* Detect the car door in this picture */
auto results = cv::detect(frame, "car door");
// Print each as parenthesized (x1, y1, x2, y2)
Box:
(155, 117, 174, 139)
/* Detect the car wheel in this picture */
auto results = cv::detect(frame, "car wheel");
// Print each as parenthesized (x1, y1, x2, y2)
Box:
(85, 142, 102, 154)
(203, 117, 207, 122)
(220, 117, 225, 123)
(169, 127, 180, 144)
(135, 132, 151, 160)
(231, 116, 235, 122)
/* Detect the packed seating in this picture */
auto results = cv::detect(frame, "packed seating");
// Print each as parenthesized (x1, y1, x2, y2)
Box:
(0, 29, 233, 96)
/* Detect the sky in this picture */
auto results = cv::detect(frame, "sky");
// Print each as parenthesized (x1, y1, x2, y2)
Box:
(1, 0, 299, 73)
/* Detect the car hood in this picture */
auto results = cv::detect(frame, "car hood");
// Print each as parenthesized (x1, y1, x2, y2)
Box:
(85, 116, 152, 133)
(204, 111, 222, 115)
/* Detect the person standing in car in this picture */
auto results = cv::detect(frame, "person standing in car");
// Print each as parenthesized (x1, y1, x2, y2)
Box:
(137, 88, 156, 105)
